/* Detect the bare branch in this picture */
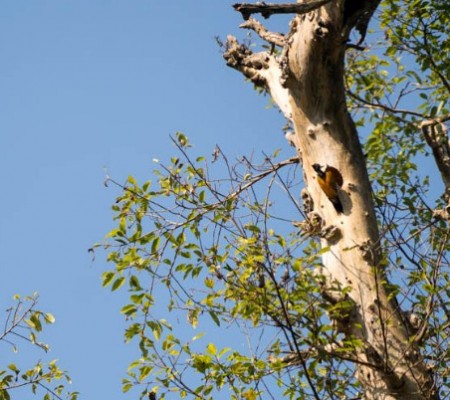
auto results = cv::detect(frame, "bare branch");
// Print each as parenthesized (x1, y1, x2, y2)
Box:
(420, 113, 450, 128)
(223, 35, 270, 87)
(268, 344, 384, 370)
(347, 89, 426, 119)
(346, 43, 366, 51)
(240, 18, 285, 47)
(233, 0, 333, 21)
(421, 18, 450, 94)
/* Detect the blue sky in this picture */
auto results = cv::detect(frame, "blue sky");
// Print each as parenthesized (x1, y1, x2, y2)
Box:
(0, 2, 289, 399)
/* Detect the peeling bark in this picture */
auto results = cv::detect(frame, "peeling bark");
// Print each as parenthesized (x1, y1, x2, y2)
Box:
(225, 1, 436, 398)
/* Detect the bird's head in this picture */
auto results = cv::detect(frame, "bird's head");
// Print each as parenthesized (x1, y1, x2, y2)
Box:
(312, 163, 323, 174)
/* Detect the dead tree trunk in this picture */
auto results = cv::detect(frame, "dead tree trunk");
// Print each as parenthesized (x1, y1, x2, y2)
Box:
(224, 1, 436, 398)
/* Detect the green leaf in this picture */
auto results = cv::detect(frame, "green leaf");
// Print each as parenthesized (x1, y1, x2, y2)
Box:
(101, 271, 115, 287)
(7, 364, 19, 374)
(111, 276, 126, 291)
(0, 390, 11, 400)
(176, 132, 189, 147)
(127, 175, 137, 185)
(206, 343, 217, 356)
(121, 304, 137, 316)
(192, 332, 205, 341)
(208, 311, 220, 327)
(129, 275, 142, 290)
(151, 237, 160, 254)
(44, 313, 56, 324)
(218, 347, 231, 358)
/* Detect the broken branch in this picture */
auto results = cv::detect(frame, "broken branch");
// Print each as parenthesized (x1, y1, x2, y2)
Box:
(233, 0, 333, 20)
(240, 18, 285, 47)
(224, 35, 293, 121)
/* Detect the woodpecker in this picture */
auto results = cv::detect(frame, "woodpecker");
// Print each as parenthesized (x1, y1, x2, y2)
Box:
(312, 164, 344, 214)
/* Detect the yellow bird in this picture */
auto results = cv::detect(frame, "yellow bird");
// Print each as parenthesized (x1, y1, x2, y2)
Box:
(312, 164, 344, 214)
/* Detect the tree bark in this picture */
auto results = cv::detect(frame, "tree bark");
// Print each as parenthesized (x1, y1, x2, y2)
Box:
(225, 1, 437, 398)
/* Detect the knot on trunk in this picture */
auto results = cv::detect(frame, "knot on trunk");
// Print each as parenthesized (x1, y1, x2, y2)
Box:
(292, 211, 323, 237)
(320, 224, 341, 242)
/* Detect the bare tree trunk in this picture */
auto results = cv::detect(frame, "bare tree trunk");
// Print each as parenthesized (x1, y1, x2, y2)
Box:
(224, 1, 436, 398)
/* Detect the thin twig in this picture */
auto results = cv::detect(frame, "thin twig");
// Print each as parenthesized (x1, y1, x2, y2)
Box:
(347, 90, 426, 119)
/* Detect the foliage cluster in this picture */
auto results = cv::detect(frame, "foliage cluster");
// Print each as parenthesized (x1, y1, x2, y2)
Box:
(0, 294, 77, 400)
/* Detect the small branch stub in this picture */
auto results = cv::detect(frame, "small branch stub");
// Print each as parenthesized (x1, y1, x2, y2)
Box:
(320, 224, 341, 242)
